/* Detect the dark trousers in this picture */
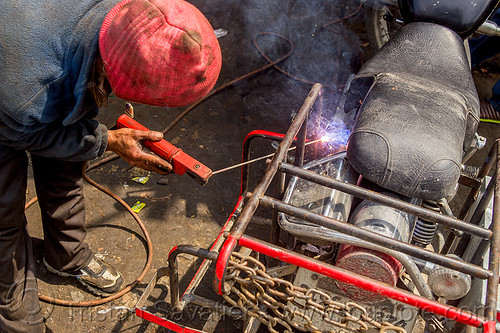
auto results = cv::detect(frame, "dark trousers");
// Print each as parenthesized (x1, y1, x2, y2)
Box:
(0, 145, 93, 332)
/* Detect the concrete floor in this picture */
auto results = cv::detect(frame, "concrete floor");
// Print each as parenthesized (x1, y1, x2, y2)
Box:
(23, 1, 499, 332)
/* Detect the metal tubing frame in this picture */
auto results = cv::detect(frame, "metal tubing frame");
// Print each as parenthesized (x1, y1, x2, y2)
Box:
(459, 139, 499, 220)
(137, 84, 499, 332)
(444, 137, 500, 254)
(214, 83, 323, 295)
(271, 170, 285, 245)
(176, 195, 244, 311)
(455, 170, 497, 258)
(212, 84, 499, 331)
(135, 244, 240, 333)
(135, 267, 206, 333)
(240, 130, 287, 195)
(238, 235, 485, 328)
(278, 163, 491, 239)
(238, 130, 290, 245)
(168, 245, 219, 309)
(467, 178, 495, 228)
(485, 140, 500, 323)
(135, 197, 246, 332)
(231, 84, 322, 238)
(258, 195, 490, 279)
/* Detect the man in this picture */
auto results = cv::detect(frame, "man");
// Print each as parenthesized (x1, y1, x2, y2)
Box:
(0, 0, 222, 331)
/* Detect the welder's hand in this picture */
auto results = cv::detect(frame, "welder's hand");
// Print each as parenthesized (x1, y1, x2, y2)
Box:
(107, 128, 173, 175)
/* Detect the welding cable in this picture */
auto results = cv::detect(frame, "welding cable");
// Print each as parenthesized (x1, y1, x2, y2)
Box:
(160, 4, 365, 132)
(248, 3, 365, 88)
(322, 1, 365, 69)
(323, 1, 363, 28)
(30, 163, 154, 307)
(252, 32, 329, 87)
(321, 26, 365, 69)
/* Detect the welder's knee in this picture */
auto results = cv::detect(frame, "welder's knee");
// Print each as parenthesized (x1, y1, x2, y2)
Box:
(0, 146, 29, 229)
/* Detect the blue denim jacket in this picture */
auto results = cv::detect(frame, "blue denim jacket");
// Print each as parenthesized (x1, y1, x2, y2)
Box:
(0, 0, 118, 161)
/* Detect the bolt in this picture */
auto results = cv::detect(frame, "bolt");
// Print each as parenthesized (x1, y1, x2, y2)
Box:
(194, 164, 200, 169)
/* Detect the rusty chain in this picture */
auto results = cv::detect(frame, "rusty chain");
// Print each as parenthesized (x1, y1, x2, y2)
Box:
(222, 252, 407, 333)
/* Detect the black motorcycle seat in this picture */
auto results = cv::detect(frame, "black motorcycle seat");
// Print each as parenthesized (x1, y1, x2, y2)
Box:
(346, 22, 480, 200)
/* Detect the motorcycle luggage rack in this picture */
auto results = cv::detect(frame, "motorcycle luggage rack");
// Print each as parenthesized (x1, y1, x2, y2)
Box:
(135, 83, 499, 333)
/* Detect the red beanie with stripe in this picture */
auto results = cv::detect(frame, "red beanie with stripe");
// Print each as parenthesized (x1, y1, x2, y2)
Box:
(99, 0, 222, 107)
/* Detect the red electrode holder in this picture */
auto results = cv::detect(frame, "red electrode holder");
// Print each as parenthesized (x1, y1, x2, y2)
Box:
(115, 114, 212, 185)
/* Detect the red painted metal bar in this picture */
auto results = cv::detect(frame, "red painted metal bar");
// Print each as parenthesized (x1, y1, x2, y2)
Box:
(483, 321, 497, 333)
(240, 130, 286, 195)
(168, 245, 219, 309)
(237, 235, 488, 329)
(180, 196, 244, 303)
(259, 195, 490, 279)
(135, 308, 206, 333)
(214, 235, 237, 295)
(242, 130, 285, 142)
(240, 130, 290, 245)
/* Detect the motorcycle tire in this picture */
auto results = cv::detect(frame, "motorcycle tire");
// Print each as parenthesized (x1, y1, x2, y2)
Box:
(364, 0, 401, 51)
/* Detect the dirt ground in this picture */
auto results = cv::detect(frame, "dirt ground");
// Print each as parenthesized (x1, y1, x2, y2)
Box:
(22, 1, 499, 332)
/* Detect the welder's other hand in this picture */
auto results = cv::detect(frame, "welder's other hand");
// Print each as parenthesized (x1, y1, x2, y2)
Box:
(107, 128, 173, 175)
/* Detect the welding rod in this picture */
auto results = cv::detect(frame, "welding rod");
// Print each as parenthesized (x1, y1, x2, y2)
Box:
(212, 139, 324, 175)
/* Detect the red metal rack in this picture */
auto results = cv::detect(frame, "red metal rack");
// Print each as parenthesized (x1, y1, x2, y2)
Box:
(135, 84, 499, 333)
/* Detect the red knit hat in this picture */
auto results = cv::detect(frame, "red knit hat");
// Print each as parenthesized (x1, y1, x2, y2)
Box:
(99, 0, 222, 107)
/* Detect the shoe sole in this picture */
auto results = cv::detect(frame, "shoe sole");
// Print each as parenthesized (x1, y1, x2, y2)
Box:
(480, 100, 500, 121)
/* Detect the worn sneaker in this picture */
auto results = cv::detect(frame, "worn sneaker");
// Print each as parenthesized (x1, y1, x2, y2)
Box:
(43, 255, 123, 296)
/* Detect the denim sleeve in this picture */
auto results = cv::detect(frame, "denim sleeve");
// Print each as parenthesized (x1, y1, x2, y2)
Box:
(0, 119, 108, 162)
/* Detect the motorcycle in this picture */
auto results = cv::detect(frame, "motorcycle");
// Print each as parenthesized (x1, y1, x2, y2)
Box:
(134, 1, 500, 332)
(363, 0, 500, 51)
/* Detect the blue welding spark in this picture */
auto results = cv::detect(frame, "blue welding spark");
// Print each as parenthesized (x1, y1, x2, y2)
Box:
(319, 119, 351, 151)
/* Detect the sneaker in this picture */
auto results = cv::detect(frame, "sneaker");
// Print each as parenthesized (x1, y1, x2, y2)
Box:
(43, 255, 123, 296)
(479, 99, 500, 121)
